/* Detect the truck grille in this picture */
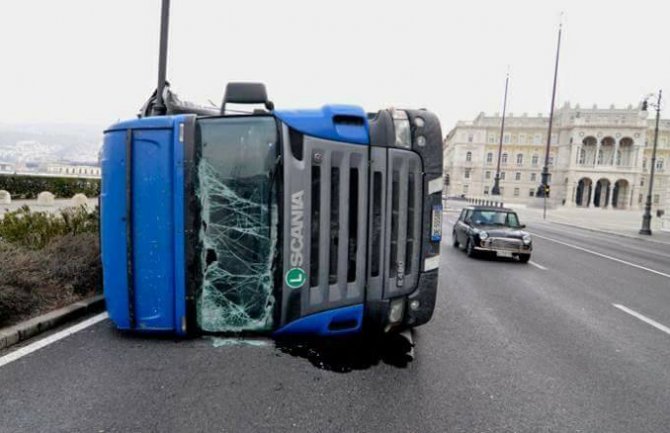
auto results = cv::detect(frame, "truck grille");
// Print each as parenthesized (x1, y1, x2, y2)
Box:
(368, 148, 423, 298)
(281, 130, 369, 322)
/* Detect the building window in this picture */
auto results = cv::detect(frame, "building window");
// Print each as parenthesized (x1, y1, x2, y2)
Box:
(514, 172, 520, 181)
(514, 188, 520, 197)
(500, 171, 506, 180)
(529, 189, 535, 197)
(532, 154, 539, 166)
(463, 184, 469, 194)
(485, 171, 491, 179)
(643, 158, 647, 169)
(519, 134, 526, 144)
(486, 152, 493, 164)
(654, 194, 660, 204)
(466, 151, 472, 162)
(657, 158, 664, 171)
(530, 173, 537, 182)
(516, 153, 523, 165)
(502, 153, 508, 165)
(488, 135, 496, 144)
(468, 134, 474, 143)
(548, 155, 555, 166)
(464, 168, 471, 179)
(484, 186, 490, 195)
(533, 134, 541, 145)
(578, 148, 585, 164)
(503, 134, 511, 144)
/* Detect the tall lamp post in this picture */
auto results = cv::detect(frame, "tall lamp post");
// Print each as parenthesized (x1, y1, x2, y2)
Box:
(491, 72, 510, 196)
(639, 89, 662, 235)
(537, 21, 563, 221)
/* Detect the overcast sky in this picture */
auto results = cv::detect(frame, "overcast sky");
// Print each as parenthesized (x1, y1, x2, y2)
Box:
(1, 0, 669, 133)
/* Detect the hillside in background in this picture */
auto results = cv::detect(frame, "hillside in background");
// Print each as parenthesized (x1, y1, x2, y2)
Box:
(0, 123, 104, 163)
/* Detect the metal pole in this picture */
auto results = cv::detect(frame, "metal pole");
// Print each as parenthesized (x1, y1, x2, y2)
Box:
(152, 0, 171, 116)
(640, 90, 662, 235)
(492, 72, 509, 196)
(537, 22, 562, 218)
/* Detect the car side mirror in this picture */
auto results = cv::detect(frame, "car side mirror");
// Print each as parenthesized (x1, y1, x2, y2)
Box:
(519, 224, 526, 229)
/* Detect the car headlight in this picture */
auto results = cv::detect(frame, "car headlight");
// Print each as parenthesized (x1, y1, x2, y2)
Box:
(522, 234, 532, 244)
(479, 231, 489, 240)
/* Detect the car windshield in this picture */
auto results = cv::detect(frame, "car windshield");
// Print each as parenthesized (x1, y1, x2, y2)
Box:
(469, 210, 521, 228)
(195, 116, 279, 332)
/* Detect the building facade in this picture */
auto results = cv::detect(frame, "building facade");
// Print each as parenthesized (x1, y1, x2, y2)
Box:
(444, 103, 670, 211)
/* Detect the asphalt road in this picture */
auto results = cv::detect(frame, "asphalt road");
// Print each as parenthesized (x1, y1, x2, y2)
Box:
(2, 216, 670, 432)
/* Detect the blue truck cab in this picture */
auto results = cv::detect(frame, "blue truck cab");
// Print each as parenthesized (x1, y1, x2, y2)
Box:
(101, 83, 443, 337)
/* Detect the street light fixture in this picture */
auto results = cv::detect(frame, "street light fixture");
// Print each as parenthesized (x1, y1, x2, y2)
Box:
(491, 72, 509, 196)
(639, 89, 662, 235)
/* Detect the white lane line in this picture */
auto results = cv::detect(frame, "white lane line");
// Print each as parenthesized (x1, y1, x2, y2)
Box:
(613, 304, 670, 337)
(528, 260, 547, 270)
(529, 232, 670, 279)
(0, 312, 109, 369)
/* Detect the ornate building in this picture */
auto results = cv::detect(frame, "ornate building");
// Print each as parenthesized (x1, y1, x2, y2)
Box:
(443, 103, 670, 211)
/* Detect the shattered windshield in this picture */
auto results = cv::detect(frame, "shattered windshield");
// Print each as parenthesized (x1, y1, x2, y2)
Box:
(196, 116, 279, 332)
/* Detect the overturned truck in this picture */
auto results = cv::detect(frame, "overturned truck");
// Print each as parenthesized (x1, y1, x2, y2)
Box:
(101, 83, 443, 337)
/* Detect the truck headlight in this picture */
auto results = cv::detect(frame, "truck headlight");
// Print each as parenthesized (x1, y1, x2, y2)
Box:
(522, 234, 532, 244)
(391, 109, 411, 148)
(479, 231, 489, 240)
(389, 298, 405, 324)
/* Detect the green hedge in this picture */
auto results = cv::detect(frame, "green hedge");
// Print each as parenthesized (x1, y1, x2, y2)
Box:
(0, 174, 100, 199)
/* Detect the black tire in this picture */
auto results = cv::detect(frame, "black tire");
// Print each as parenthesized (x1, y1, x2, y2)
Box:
(466, 238, 477, 258)
(518, 254, 531, 263)
(452, 232, 459, 248)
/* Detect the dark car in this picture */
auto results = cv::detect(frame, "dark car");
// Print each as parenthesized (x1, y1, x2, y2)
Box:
(452, 206, 532, 262)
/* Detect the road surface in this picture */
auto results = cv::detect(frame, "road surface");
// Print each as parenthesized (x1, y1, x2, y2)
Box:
(1, 214, 669, 432)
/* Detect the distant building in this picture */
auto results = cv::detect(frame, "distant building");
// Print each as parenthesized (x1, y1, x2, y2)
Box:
(0, 162, 14, 173)
(42, 162, 101, 178)
(443, 103, 670, 211)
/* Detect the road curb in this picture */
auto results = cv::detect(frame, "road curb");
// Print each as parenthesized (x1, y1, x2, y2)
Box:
(548, 221, 670, 246)
(0, 294, 106, 350)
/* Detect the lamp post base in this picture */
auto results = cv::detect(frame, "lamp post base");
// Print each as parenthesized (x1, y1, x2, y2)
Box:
(639, 214, 652, 235)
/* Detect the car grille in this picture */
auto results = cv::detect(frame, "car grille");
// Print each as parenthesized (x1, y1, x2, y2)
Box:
(484, 237, 523, 251)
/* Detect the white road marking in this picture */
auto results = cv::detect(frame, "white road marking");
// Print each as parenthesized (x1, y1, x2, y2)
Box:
(529, 232, 670, 279)
(528, 260, 547, 270)
(0, 312, 109, 369)
(613, 304, 670, 337)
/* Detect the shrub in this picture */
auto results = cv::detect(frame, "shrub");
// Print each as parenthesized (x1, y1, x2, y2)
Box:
(0, 174, 100, 199)
(0, 205, 99, 250)
(0, 233, 101, 326)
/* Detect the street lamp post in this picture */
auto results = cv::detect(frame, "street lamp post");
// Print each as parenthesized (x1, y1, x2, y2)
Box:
(639, 89, 662, 235)
(491, 73, 509, 196)
(537, 22, 562, 217)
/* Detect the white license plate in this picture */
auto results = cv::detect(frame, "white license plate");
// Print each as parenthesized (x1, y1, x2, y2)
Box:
(496, 251, 513, 258)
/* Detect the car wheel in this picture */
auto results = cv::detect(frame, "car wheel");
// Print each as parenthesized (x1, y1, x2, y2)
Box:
(452, 232, 459, 248)
(518, 254, 531, 263)
(466, 238, 477, 258)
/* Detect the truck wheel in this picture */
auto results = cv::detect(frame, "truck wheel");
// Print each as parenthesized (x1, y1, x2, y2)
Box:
(452, 232, 459, 248)
(518, 254, 531, 263)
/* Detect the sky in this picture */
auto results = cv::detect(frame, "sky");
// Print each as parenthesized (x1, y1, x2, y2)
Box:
(1, 0, 669, 133)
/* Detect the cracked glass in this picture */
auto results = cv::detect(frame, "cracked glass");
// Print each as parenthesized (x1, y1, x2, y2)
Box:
(196, 116, 279, 332)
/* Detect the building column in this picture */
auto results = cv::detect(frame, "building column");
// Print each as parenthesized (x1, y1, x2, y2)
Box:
(614, 141, 620, 166)
(603, 184, 611, 208)
(588, 184, 594, 207)
(595, 143, 601, 166)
